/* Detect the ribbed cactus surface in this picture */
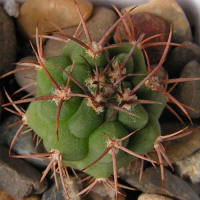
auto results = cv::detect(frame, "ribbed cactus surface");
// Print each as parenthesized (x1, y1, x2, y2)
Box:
(26, 40, 167, 178)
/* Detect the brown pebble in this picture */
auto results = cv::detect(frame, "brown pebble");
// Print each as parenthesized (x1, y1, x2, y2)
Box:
(23, 196, 40, 200)
(138, 193, 174, 200)
(0, 190, 14, 200)
(114, 12, 170, 64)
(17, 0, 93, 39)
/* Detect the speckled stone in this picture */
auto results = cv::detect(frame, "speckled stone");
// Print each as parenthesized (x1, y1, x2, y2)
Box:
(175, 149, 200, 184)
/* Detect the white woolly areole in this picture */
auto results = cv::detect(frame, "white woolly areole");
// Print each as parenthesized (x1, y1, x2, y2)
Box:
(145, 76, 161, 91)
(86, 41, 102, 58)
(117, 88, 137, 111)
(50, 149, 61, 161)
(109, 60, 126, 83)
(52, 87, 71, 105)
(85, 72, 105, 89)
(87, 95, 104, 114)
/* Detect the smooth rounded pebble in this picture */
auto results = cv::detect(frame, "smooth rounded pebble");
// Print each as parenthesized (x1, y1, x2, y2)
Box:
(15, 56, 37, 94)
(17, 0, 93, 39)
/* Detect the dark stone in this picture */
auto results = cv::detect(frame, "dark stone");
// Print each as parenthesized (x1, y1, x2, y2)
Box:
(175, 60, 200, 118)
(119, 166, 200, 200)
(41, 182, 66, 200)
(0, 6, 16, 75)
(165, 41, 200, 75)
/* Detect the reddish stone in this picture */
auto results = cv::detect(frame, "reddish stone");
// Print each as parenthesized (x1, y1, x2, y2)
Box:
(114, 12, 170, 64)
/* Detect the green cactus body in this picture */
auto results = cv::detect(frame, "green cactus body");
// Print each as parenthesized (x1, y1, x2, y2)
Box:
(26, 40, 167, 178)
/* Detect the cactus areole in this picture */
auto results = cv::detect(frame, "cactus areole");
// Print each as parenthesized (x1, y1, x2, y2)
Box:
(26, 40, 167, 179)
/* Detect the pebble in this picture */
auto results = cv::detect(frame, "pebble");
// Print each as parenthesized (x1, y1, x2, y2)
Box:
(44, 6, 117, 58)
(138, 193, 174, 200)
(0, 115, 48, 168)
(0, 6, 16, 75)
(15, 56, 37, 94)
(118, 166, 200, 200)
(0, 145, 48, 199)
(175, 60, 200, 118)
(114, 12, 170, 64)
(165, 41, 200, 75)
(17, 0, 93, 39)
(0, 190, 41, 200)
(41, 177, 81, 200)
(122, 0, 192, 43)
(0, 189, 14, 200)
(0, 89, 3, 120)
(188, 182, 200, 196)
(0, 0, 26, 17)
(175, 149, 200, 184)
(23, 196, 41, 200)
(87, 182, 125, 200)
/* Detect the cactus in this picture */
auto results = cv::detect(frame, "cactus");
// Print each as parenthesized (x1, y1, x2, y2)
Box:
(1, 2, 199, 199)
(26, 37, 168, 177)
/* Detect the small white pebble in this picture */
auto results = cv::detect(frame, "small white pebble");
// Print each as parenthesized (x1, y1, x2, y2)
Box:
(0, 0, 26, 17)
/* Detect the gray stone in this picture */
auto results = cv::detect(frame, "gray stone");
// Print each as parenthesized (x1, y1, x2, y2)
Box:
(138, 193, 174, 200)
(119, 166, 200, 200)
(41, 177, 81, 200)
(87, 183, 125, 200)
(0, 115, 48, 168)
(175, 60, 200, 118)
(0, 6, 16, 75)
(175, 149, 200, 184)
(44, 6, 117, 58)
(0, 145, 48, 199)
(188, 182, 200, 196)
(165, 41, 200, 74)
